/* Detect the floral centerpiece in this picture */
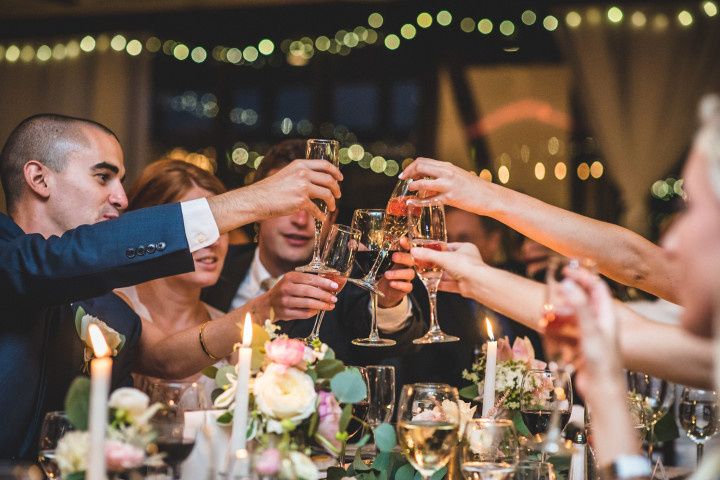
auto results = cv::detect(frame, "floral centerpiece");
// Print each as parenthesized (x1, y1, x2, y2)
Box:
(55, 378, 163, 480)
(460, 336, 548, 434)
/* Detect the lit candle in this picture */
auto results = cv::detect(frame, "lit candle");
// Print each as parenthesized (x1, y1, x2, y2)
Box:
(229, 314, 253, 469)
(87, 324, 112, 480)
(481, 318, 497, 418)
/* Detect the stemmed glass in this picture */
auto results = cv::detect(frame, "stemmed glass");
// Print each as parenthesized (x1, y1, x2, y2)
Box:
(397, 383, 460, 480)
(407, 198, 459, 344)
(366, 365, 396, 428)
(461, 418, 519, 480)
(519, 370, 573, 461)
(625, 372, 675, 458)
(676, 387, 719, 465)
(351, 209, 397, 347)
(296, 139, 340, 273)
(38, 411, 74, 479)
(304, 224, 360, 345)
(347, 178, 416, 296)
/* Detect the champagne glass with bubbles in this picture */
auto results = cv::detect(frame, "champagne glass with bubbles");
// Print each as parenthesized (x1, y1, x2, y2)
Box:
(296, 139, 340, 273)
(397, 383, 460, 480)
(676, 387, 718, 465)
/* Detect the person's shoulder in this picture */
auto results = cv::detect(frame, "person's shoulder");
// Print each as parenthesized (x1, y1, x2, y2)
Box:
(0, 212, 23, 239)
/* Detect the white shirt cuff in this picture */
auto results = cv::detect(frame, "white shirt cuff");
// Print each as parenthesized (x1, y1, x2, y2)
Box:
(181, 198, 220, 252)
(374, 296, 412, 334)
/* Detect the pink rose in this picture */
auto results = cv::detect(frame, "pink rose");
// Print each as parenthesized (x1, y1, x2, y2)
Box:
(255, 448, 281, 475)
(265, 337, 306, 369)
(511, 337, 535, 364)
(105, 440, 145, 471)
(496, 337, 513, 362)
(317, 391, 342, 454)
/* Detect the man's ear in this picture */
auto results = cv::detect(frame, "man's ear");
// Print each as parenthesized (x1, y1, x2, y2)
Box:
(23, 160, 51, 199)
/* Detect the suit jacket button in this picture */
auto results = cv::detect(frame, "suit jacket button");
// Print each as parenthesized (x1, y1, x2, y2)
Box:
(146, 243, 156, 254)
(136, 245, 146, 256)
(157, 242, 166, 251)
(126, 247, 136, 259)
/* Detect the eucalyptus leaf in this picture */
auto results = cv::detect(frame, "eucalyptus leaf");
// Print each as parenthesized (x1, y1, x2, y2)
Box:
(202, 365, 218, 380)
(395, 463, 415, 480)
(74, 306, 86, 337)
(430, 466, 447, 480)
(327, 467, 347, 480)
(316, 359, 345, 379)
(339, 403, 354, 432)
(353, 451, 372, 472)
(512, 410, 531, 437)
(355, 433, 371, 448)
(372, 451, 391, 472)
(459, 384, 479, 401)
(215, 365, 236, 388)
(357, 472, 378, 480)
(64, 377, 90, 430)
(66, 472, 85, 480)
(323, 347, 336, 360)
(308, 411, 319, 437)
(330, 368, 367, 403)
(373, 423, 397, 452)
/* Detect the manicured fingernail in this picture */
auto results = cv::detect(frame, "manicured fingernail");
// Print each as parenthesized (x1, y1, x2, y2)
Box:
(330, 282, 339, 290)
(331, 296, 338, 303)
(398, 171, 406, 179)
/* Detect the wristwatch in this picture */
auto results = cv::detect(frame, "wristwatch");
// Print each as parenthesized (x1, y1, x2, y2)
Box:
(599, 454, 652, 479)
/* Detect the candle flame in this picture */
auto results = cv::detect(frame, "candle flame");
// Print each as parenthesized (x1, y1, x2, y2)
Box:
(242, 313, 253, 347)
(485, 318, 495, 341)
(88, 323, 110, 357)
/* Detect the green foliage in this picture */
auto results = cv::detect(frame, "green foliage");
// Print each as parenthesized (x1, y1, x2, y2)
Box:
(315, 359, 345, 379)
(64, 377, 90, 430)
(307, 411, 319, 437)
(373, 423, 397, 453)
(201, 365, 218, 380)
(215, 365, 236, 388)
(216, 411, 233, 426)
(339, 403, 354, 432)
(395, 463, 415, 480)
(74, 306, 86, 337)
(512, 410, 531, 437)
(330, 368, 367, 403)
(66, 472, 85, 480)
(326, 466, 347, 480)
(459, 384, 479, 401)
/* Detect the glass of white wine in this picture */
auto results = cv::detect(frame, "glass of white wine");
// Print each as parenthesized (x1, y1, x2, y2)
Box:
(676, 387, 719, 465)
(397, 383, 460, 480)
(462, 419, 519, 480)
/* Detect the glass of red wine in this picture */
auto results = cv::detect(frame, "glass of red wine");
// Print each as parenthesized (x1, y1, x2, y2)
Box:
(296, 139, 341, 274)
(407, 198, 459, 344)
(347, 178, 417, 297)
(520, 369, 573, 461)
(350, 209, 397, 347)
(304, 224, 360, 345)
(536, 256, 594, 454)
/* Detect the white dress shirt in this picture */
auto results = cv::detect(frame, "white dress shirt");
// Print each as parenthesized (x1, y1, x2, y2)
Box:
(180, 198, 221, 252)
(230, 249, 412, 333)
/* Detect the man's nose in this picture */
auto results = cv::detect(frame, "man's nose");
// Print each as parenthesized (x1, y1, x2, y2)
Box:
(110, 185, 128, 212)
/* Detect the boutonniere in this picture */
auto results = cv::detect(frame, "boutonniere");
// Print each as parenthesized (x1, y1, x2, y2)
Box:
(74, 306, 125, 373)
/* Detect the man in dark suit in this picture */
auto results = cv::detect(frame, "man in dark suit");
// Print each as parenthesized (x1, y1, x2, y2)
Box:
(0, 114, 342, 459)
(203, 140, 425, 367)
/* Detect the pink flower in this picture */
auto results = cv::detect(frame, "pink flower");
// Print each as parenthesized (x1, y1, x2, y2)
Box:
(255, 448, 281, 475)
(265, 337, 306, 369)
(496, 337, 513, 362)
(317, 391, 342, 454)
(105, 440, 145, 472)
(511, 337, 535, 364)
(411, 407, 443, 422)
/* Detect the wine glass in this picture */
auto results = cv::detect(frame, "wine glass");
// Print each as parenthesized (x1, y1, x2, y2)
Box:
(407, 197, 459, 344)
(296, 139, 341, 273)
(151, 408, 197, 480)
(366, 365, 396, 428)
(351, 209, 397, 347)
(519, 370, 572, 461)
(146, 380, 211, 415)
(626, 371, 675, 458)
(461, 418, 519, 480)
(304, 224, 360, 345)
(347, 178, 416, 296)
(513, 460, 556, 480)
(37, 411, 74, 479)
(397, 383, 461, 480)
(676, 387, 718, 465)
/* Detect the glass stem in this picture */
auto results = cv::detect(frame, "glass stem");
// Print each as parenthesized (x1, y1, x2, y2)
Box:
(698, 442, 704, 465)
(544, 366, 566, 452)
(311, 219, 323, 265)
(427, 283, 441, 333)
(369, 292, 380, 341)
(310, 311, 327, 340)
(648, 424, 655, 459)
(364, 248, 388, 284)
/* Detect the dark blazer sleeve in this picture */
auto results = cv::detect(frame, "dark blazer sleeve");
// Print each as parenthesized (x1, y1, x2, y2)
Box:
(0, 204, 195, 309)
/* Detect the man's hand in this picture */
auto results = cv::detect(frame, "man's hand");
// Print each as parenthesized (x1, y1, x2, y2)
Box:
(254, 271, 339, 321)
(399, 157, 496, 215)
(409, 242, 486, 298)
(209, 160, 343, 233)
(376, 240, 416, 308)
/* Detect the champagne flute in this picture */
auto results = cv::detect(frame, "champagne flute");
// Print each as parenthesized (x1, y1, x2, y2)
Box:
(397, 383, 460, 480)
(347, 178, 416, 296)
(625, 372, 675, 458)
(407, 198, 459, 344)
(304, 224, 360, 345)
(519, 370, 572, 461)
(351, 209, 397, 347)
(296, 139, 340, 273)
(461, 418, 519, 480)
(676, 387, 718, 465)
(38, 411, 74, 479)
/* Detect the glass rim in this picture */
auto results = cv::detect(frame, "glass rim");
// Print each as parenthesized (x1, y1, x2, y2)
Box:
(330, 223, 361, 236)
(404, 382, 457, 391)
(406, 197, 443, 207)
(365, 364, 395, 370)
(306, 138, 340, 146)
(466, 418, 514, 427)
(353, 208, 385, 214)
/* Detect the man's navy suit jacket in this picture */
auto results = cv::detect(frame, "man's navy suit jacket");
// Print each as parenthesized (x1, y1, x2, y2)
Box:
(0, 204, 194, 459)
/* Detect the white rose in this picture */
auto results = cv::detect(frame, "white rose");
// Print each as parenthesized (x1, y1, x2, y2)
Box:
(442, 399, 477, 437)
(80, 315, 123, 356)
(109, 388, 150, 419)
(55, 431, 90, 475)
(289, 451, 319, 480)
(253, 364, 317, 425)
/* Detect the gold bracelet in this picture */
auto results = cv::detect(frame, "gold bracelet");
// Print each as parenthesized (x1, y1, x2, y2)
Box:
(199, 321, 220, 361)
